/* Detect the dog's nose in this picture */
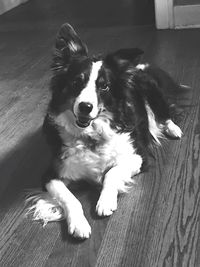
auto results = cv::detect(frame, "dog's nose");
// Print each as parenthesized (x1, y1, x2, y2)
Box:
(78, 102, 93, 115)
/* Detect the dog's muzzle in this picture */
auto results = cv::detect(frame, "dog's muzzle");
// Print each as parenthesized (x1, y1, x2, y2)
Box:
(76, 116, 92, 128)
(76, 102, 93, 128)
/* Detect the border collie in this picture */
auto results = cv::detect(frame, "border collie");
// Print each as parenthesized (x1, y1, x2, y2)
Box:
(26, 23, 183, 239)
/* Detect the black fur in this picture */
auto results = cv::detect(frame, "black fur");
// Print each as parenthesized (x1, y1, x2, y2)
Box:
(42, 23, 181, 186)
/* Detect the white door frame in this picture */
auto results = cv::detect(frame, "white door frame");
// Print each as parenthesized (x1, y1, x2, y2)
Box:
(154, 0, 174, 29)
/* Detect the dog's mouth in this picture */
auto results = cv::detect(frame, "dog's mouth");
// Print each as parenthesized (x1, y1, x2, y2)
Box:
(76, 116, 92, 128)
(75, 107, 104, 128)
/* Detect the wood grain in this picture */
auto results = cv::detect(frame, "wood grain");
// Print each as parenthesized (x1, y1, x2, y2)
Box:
(0, 1, 199, 266)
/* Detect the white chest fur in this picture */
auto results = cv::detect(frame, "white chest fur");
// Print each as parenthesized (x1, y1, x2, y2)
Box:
(54, 117, 137, 184)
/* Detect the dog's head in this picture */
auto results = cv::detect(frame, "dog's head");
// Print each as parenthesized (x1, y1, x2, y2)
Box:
(50, 23, 144, 131)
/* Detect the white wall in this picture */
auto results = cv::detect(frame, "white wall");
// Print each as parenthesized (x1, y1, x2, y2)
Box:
(155, 0, 200, 29)
(0, 0, 29, 15)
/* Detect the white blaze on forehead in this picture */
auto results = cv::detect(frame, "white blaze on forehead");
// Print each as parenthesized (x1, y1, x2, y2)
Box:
(74, 61, 103, 118)
(87, 61, 103, 89)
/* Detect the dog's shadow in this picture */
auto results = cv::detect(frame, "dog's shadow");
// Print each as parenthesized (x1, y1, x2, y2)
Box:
(0, 127, 51, 208)
(0, 126, 107, 243)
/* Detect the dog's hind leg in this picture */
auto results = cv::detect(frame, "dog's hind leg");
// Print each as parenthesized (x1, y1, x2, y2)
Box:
(144, 82, 183, 139)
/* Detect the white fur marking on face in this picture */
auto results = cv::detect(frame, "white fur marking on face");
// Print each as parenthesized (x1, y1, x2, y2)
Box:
(54, 110, 86, 137)
(165, 119, 182, 138)
(74, 61, 103, 118)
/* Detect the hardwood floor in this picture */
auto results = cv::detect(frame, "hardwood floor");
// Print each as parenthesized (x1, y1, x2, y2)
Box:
(0, 1, 200, 266)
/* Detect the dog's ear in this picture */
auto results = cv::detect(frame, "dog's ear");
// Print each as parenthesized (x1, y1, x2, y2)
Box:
(52, 23, 88, 73)
(106, 48, 144, 68)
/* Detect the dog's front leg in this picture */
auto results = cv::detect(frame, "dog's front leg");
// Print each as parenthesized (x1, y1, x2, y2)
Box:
(96, 155, 142, 217)
(96, 167, 119, 217)
(96, 166, 128, 217)
(46, 179, 91, 239)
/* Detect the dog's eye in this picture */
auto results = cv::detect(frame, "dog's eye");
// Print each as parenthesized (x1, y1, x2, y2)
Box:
(99, 82, 109, 92)
(97, 76, 110, 92)
(101, 84, 109, 91)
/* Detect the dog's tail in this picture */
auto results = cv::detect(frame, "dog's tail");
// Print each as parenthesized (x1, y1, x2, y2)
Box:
(25, 190, 64, 226)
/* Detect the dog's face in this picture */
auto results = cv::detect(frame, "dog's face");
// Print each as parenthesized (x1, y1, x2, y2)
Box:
(50, 23, 144, 131)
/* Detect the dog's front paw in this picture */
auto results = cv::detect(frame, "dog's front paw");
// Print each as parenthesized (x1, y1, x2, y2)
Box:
(67, 211, 91, 239)
(96, 192, 117, 217)
(66, 201, 91, 239)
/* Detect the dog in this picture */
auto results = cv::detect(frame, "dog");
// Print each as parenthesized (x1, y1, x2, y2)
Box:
(26, 23, 183, 239)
